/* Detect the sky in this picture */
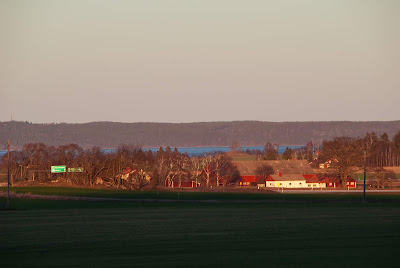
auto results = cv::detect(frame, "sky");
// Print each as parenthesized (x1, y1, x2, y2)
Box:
(1, 0, 399, 123)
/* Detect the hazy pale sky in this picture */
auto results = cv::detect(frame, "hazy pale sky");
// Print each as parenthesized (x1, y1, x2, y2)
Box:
(1, 0, 399, 123)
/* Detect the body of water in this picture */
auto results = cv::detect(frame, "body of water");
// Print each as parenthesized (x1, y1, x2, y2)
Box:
(139, 146, 304, 157)
(0, 146, 304, 158)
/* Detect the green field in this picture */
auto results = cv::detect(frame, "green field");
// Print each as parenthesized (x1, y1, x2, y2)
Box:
(1, 189, 400, 267)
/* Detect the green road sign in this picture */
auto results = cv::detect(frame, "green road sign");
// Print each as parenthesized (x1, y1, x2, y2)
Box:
(68, 167, 83, 172)
(51, 165, 66, 173)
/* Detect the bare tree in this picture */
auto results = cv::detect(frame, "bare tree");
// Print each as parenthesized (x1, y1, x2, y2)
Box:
(212, 153, 237, 186)
(255, 164, 274, 184)
(191, 157, 204, 186)
(201, 154, 215, 188)
(321, 137, 363, 188)
(81, 147, 107, 187)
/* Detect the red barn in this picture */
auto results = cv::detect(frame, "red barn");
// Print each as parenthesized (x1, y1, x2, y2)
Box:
(240, 175, 261, 186)
(320, 177, 341, 188)
(235, 160, 314, 187)
(320, 177, 357, 188)
(346, 177, 357, 188)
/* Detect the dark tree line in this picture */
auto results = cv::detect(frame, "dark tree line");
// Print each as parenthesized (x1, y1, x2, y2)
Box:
(243, 141, 314, 162)
(2, 130, 399, 189)
(2, 120, 400, 149)
(281, 141, 314, 162)
(0, 143, 240, 189)
(320, 131, 400, 188)
(364, 132, 400, 167)
(321, 137, 364, 188)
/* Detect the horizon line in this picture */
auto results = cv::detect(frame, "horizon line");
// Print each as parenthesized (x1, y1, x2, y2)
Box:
(2, 119, 400, 124)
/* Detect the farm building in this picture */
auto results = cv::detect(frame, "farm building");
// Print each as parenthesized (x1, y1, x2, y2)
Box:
(320, 177, 341, 188)
(319, 159, 338, 169)
(303, 174, 326, 188)
(265, 174, 308, 188)
(347, 177, 357, 188)
(265, 174, 326, 188)
(239, 175, 261, 186)
(234, 160, 315, 187)
(320, 177, 357, 188)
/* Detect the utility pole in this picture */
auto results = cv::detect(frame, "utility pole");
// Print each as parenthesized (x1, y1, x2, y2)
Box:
(7, 139, 10, 209)
(363, 150, 367, 203)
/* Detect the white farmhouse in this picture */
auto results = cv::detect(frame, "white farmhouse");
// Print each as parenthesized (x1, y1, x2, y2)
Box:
(265, 174, 326, 188)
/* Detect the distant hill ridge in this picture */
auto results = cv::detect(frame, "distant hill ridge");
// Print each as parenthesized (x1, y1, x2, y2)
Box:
(1, 120, 399, 149)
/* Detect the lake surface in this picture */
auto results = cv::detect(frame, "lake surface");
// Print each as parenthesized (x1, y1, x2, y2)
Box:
(0, 146, 303, 158)
(138, 146, 303, 157)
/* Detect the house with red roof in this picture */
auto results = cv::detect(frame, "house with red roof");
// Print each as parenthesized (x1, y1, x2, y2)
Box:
(320, 176, 357, 188)
(265, 174, 308, 188)
(303, 174, 326, 188)
(234, 160, 315, 187)
(239, 175, 261, 186)
(264, 173, 326, 188)
(347, 177, 357, 188)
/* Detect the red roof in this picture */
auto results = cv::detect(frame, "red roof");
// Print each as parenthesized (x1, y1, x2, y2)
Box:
(303, 174, 320, 183)
(320, 177, 340, 184)
(347, 177, 356, 182)
(302, 174, 318, 179)
(320, 177, 355, 183)
(267, 174, 306, 181)
(240, 175, 260, 183)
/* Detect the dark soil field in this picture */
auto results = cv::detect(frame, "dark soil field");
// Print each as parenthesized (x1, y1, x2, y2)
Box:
(1, 188, 400, 267)
(3, 186, 400, 202)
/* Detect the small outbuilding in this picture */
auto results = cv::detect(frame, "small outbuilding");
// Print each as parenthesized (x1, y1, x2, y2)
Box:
(303, 174, 326, 188)
(320, 177, 357, 188)
(239, 175, 261, 186)
(346, 177, 357, 188)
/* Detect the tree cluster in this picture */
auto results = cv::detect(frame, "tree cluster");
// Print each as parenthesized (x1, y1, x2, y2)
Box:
(364, 132, 400, 167)
(2, 120, 400, 149)
(0, 143, 240, 189)
(320, 131, 400, 188)
(244, 142, 314, 162)
(320, 137, 364, 187)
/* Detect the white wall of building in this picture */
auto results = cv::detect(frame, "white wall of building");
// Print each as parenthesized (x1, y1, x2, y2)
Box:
(265, 180, 326, 188)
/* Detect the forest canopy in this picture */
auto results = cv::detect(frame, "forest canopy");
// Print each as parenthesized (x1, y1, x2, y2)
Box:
(1, 120, 400, 149)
